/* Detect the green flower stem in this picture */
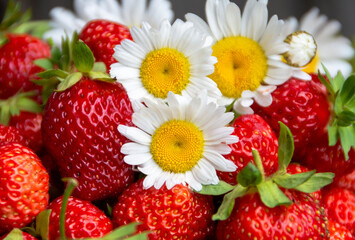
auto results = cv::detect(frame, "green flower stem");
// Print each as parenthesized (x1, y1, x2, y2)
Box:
(60, 178, 79, 240)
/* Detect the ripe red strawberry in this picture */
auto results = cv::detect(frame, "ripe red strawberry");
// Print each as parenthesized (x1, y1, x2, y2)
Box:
(218, 114, 279, 185)
(112, 178, 215, 240)
(328, 221, 354, 240)
(0, 142, 49, 234)
(42, 77, 134, 201)
(79, 20, 132, 71)
(252, 75, 330, 159)
(300, 133, 355, 177)
(216, 188, 328, 239)
(0, 229, 37, 240)
(0, 33, 50, 100)
(9, 112, 43, 152)
(323, 187, 355, 236)
(47, 196, 112, 240)
(0, 124, 29, 147)
(333, 169, 355, 193)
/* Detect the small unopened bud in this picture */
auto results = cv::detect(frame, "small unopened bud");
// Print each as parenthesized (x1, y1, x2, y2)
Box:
(283, 31, 317, 67)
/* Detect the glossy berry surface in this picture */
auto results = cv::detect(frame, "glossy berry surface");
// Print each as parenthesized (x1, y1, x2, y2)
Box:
(47, 196, 112, 240)
(0, 124, 29, 147)
(218, 114, 279, 185)
(0, 142, 49, 234)
(42, 78, 134, 201)
(112, 178, 215, 240)
(0, 34, 50, 99)
(79, 20, 132, 71)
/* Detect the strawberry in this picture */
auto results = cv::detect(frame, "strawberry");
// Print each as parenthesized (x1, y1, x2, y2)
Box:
(323, 187, 355, 236)
(112, 178, 215, 240)
(217, 114, 279, 185)
(333, 169, 355, 193)
(0, 229, 37, 240)
(0, 124, 29, 147)
(199, 123, 334, 239)
(0, 33, 50, 100)
(79, 20, 132, 72)
(0, 142, 49, 234)
(252, 75, 331, 159)
(328, 221, 354, 240)
(9, 112, 43, 152)
(41, 38, 134, 201)
(216, 189, 328, 240)
(46, 196, 113, 240)
(300, 133, 355, 177)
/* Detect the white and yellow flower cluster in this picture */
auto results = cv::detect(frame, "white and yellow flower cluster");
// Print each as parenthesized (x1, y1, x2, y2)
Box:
(45, 0, 353, 191)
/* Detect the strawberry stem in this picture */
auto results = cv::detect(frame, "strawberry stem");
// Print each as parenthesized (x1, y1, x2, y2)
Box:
(59, 178, 78, 240)
(252, 149, 265, 181)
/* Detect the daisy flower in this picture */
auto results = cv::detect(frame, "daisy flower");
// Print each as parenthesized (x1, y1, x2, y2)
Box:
(110, 19, 221, 103)
(185, 0, 310, 115)
(43, 0, 174, 46)
(118, 92, 238, 191)
(284, 7, 354, 76)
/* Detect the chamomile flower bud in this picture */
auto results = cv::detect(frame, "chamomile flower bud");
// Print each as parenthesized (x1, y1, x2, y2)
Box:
(284, 31, 317, 68)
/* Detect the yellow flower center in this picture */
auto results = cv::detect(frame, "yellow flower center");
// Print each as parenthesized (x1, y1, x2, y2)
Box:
(150, 120, 204, 173)
(209, 36, 268, 99)
(140, 48, 191, 99)
(302, 51, 319, 73)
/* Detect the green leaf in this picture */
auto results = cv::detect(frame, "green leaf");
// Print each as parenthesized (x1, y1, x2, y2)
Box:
(295, 172, 335, 193)
(338, 110, 355, 126)
(34, 58, 53, 70)
(339, 126, 355, 160)
(37, 69, 68, 79)
(237, 162, 262, 187)
(92, 62, 107, 73)
(35, 209, 51, 240)
(56, 72, 83, 92)
(12, 20, 50, 38)
(277, 122, 294, 172)
(73, 40, 94, 73)
(257, 180, 292, 208)
(3, 228, 24, 240)
(212, 184, 247, 221)
(17, 98, 42, 113)
(318, 69, 335, 97)
(331, 71, 345, 93)
(339, 75, 355, 106)
(328, 121, 339, 146)
(198, 181, 234, 196)
(124, 232, 150, 240)
(273, 170, 315, 189)
(88, 71, 115, 82)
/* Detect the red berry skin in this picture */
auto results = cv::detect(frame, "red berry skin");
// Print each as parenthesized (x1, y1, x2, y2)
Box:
(218, 114, 279, 185)
(0, 124, 30, 147)
(47, 196, 113, 240)
(323, 188, 355, 236)
(0, 230, 38, 240)
(252, 75, 331, 159)
(0, 34, 50, 99)
(216, 189, 328, 240)
(9, 112, 43, 153)
(79, 20, 132, 71)
(112, 178, 215, 240)
(333, 169, 355, 193)
(0, 142, 49, 234)
(42, 78, 134, 201)
(328, 221, 354, 240)
(301, 134, 355, 177)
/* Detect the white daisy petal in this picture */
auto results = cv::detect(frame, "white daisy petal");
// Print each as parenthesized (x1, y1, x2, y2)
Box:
(233, 99, 255, 115)
(124, 153, 152, 165)
(117, 125, 151, 145)
(203, 150, 237, 172)
(121, 142, 150, 155)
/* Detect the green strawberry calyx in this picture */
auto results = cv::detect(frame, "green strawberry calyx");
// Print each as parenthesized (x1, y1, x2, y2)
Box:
(34, 32, 114, 105)
(0, 90, 42, 125)
(198, 122, 335, 221)
(318, 65, 355, 160)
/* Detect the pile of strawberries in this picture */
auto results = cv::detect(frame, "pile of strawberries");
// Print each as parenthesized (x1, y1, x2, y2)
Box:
(0, 1, 354, 240)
